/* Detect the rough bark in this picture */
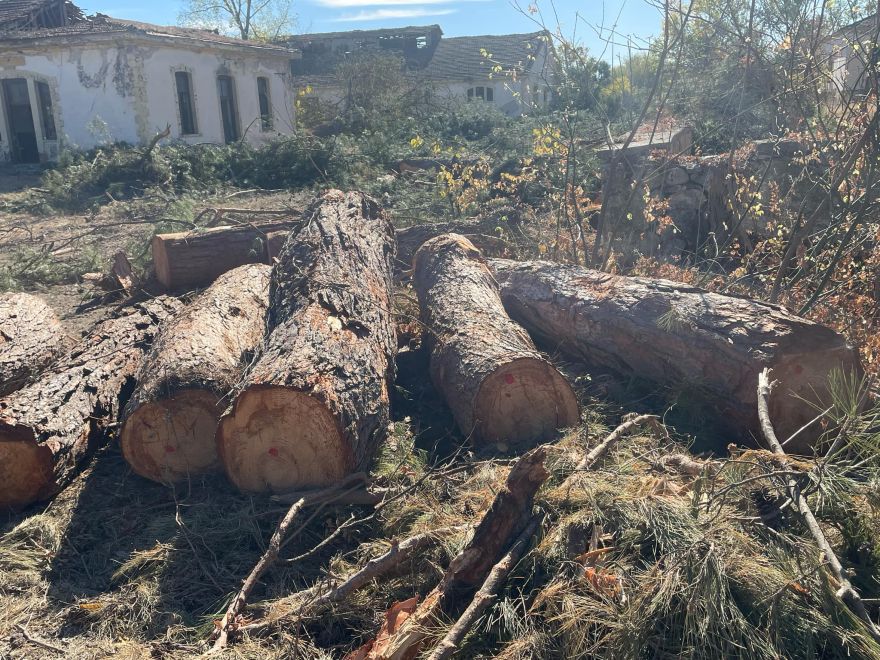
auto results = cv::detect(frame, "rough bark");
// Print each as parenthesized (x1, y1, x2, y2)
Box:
(152, 220, 298, 291)
(0, 293, 69, 397)
(0, 297, 183, 510)
(396, 220, 508, 272)
(413, 235, 579, 447)
(217, 190, 396, 494)
(120, 264, 270, 485)
(491, 259, 862, 453)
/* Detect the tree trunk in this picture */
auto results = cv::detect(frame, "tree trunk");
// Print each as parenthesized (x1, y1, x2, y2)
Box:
(0, 293, 69, 397)
(396, 220, 509, 273)
(413, 235, 579, 447)
(491, 259, 862, 453)
(0, 297, 183, 510)
(217, 190, 396, 493)
(152, 220, 298, 291)
(120, 264, 271, 485)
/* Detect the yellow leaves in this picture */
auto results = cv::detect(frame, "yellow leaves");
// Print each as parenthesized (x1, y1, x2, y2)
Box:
(538, 242, 548, 255)
(409, 135, 424, 149)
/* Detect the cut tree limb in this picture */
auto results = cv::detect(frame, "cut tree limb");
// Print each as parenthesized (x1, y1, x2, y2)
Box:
(0, 297, 183, 510)
(757, 369, 880, 644)
(0, 293, 69, 397)
(120, 264, 270, 484)
(152, 219, 298, 291)
(492, 259, 862, 453)
(217, 190, 397, 493)
(426, 514, 542, 660)
(362, 447, 549, 659)
(413, 236, 579, 447)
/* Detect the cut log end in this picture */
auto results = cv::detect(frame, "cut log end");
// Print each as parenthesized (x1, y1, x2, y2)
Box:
(474, 357, 580, 445)
(217, 386, 350, 493)
(120, 389, 223, 484)
(0, 434, 53, 510)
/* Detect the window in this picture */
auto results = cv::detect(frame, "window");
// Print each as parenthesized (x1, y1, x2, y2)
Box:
(466, 86, 494, 102)
(35, 81, 56, 140)
(257, 76, 272, 130)
(217, 75, 239, 143)
(175, 71, 197, 135)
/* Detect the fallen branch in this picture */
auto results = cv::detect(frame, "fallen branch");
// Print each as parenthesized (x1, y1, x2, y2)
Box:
(207, 473, 371, 652)
(757, 368, 880, 644)
(426, 514, 542, 660)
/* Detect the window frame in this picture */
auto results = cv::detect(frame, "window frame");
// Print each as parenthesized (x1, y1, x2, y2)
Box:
(34, 80, 57, 141)
(216, 74, 240, 144)
(174, 69, 199, 136)
(467, 85, 494, 102)
(257, 76, 273, 131)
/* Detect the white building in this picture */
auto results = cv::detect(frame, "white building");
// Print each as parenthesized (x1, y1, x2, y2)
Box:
(0, 0, 298, 163)
(281, 26, 555, 117)
(824, 14, 880, 107)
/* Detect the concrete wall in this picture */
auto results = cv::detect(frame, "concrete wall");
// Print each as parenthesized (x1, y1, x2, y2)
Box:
(0, 36, 295, 162)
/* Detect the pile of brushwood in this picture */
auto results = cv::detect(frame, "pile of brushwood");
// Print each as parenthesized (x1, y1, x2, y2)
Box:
(1, 190, 880, 659)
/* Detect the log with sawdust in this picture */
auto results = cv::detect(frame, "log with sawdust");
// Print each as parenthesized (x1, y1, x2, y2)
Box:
(413, 235, 579, 447)
(217, 190, 396, 494)
(0, 297, 183, 510)
(119, 264, 270, 485)
(152, 219, 298, 291)
(0, 293, 69, 397)
(491, 259, 862, 452)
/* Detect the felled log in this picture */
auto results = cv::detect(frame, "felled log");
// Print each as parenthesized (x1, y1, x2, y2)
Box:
(396, 220, 508, 271)
(119, 264, 270, 485)
(217, 190, 396, 493)
(0, 293, 68, 397)
(152, 219, 298, 291)
(413, 235, 579, 447)
(491, 260, 862, 452)
(0, 297, 183, 510)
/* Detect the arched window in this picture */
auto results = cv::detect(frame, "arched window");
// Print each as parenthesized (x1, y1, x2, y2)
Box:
(466, 86, 494, 102)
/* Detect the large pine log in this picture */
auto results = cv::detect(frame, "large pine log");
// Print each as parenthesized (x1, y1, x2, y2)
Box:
(491, 260, 862, 452)
(152, 220, 298, 291)
(0, 297, 183, 509)
(120, 264, 271, 485)
(413, 235, 579, 447)
(0, 293, 69, 397)
(217, 190, 397, 493)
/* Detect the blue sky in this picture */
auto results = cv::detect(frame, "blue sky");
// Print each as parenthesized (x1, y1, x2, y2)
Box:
(82, 0, 659, 58)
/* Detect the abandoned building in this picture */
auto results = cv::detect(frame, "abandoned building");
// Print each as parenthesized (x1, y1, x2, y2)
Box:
(0, 0, 298, 163)
(281, 26, 555, 117)
(825, 13, 880, 105)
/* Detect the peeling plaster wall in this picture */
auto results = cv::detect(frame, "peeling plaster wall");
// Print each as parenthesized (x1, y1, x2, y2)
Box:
(0, 38, 294, 160)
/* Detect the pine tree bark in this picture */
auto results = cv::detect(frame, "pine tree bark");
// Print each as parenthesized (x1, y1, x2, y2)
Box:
(413, 235, 579, 447)
(217, 190, 397, 493)
(120, 264, 271, 485)
(491, 259, 862, 452)
(0, 293, 69, 397)
(0, 297, 183, 510)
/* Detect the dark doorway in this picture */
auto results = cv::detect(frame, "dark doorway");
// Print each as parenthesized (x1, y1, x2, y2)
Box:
(2, 79, 39, 164)
(216, 75, 239, 143)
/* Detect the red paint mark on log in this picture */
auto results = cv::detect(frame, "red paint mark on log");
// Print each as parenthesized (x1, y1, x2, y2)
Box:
(164, 445, 176, 453)
(268, 447, 279, 457)
(505, 374, 515, 384)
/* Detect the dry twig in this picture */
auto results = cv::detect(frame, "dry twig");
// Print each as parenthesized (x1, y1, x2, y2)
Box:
(757, 368, 880, 644)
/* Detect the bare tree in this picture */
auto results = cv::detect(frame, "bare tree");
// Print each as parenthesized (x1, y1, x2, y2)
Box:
(178, 0, 295, 41)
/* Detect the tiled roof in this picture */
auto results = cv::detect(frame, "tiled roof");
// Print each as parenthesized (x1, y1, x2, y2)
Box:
(0, 0, 84, 29)
(421, 31, 548, 81)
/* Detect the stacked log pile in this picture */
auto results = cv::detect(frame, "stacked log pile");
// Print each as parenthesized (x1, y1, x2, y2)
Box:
(0, 190, 863, 513)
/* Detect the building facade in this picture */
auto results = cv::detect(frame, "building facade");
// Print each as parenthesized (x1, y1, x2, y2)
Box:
(0, 1, 298, 163)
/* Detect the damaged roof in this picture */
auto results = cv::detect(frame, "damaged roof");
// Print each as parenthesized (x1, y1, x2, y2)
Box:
(0, 0, 295, 53)
(421, 31, 550, 81)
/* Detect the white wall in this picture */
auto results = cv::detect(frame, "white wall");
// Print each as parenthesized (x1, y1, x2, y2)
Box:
(0, 36, 295, 162)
